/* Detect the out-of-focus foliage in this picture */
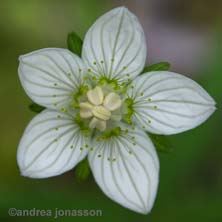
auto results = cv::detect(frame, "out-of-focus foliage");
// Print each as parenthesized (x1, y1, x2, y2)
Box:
(148, 133, 173, 153)
(29, 103, 45, 113)
(75, 158, 91, 182)
(67, 32, 83, 56)
(141, 62, 171, 73)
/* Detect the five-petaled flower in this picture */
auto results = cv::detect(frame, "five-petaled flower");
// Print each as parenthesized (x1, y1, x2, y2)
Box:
(17, 7, 216, 214)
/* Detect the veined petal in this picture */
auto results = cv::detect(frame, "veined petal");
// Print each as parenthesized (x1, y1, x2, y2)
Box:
(88, 124, 159, 214)
(82, 7, 146, 83)
(17, 110, 88, 178)
(18, 48, 85, 110)
(128, 71, 216, 135)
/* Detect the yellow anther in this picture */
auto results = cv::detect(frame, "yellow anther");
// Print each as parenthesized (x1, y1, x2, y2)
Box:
(92, 106, 111, 121)
(87, 86, 104, 105)
(79, 102, 93, 118)
(103, 92, 122, 111)
(89, 117, 106, 131)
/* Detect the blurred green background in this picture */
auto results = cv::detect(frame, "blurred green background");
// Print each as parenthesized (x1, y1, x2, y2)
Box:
(0, 0, 221, 221)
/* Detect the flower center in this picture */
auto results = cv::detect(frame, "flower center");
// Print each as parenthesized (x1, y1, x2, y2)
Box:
(79, 86, 122, 131)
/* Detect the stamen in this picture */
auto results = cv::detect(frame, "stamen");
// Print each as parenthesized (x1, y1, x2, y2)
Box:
(78, 85, 123, 132)
(103, 92, 122, 111)
(92, 106, 111, 121)
(87, 86, 104, 105)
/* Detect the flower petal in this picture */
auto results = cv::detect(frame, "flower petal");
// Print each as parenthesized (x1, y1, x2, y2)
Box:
(18, 48, 85, 110)
(82, 7, 146, 83)
(128, 71, 216, 135)
(88, 124, 159, 214)
(17, 110, 88, 178)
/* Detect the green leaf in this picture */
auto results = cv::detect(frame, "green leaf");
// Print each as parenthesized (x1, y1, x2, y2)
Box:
(75, 158, 91, 182)
(147, 133, 173, 153)
(141, 62, 171, 74)
(67, 32, 83, 57)
(29, 103, 45, 113)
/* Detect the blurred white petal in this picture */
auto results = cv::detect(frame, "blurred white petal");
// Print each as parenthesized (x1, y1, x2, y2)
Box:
(17, 109, 88, 178)
(18, 48, 85, 110)
(82, 7, 146, 82)
(128, 71, 216, 135)
(88, 124, 159, 214)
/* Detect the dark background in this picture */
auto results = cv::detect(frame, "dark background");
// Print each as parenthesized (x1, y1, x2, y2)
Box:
(0, 0, 221, 221)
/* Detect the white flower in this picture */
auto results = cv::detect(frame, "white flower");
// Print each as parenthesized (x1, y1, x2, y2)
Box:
(17, 7, 216, 214)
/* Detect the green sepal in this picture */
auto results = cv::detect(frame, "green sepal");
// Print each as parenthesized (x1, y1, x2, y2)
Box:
(29, 103, 45, 113)
(67, 32, 83, 57)
(75, 158, 91, 182)
(147, 133, 173, 153)
(141, 62, 171, 74)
